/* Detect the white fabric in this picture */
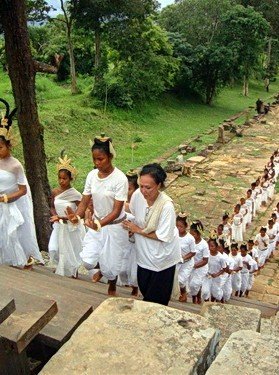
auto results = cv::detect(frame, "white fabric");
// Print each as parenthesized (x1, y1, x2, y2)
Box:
(222, 223, 231, 245)
(231, 213, 243, 242)
(240, 204, 248, 233)
(230, 254, 243, 291)
(0, 157, 44, 267)
(48, 188, 85, 277)
(129, 189, 181, 272)
(240, 254, 253, 293)
(245, 198, 253, 224)
(189, 239, 209, 296)
(267, 226, 277, 257)
(83, 167, 128, 219)
(177, 233, 196, 289)
(221, 252, 234, 301)
(201, 253, 226, 301)
(254, 187, 262, 211)
(255, 233, 269, 267)
(142, 192, 172, 234)
(118, 212, 138, 287)
(80, 167, 129, 280)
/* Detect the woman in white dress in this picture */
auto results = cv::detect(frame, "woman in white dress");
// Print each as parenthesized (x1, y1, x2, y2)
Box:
(0, 98, 44, 267)
(222, 213, 232, 246)
(123, 163, 181, 306)
(239, 243, 253, 297)
(67, 134, 128, 295)
(48, 155, 85, 278)
(176, 213, 196, 303)
(239, 198, 248, 234)
(189, 221, 209, 304)
(231, 204, 243, 242)
(266, 219, 277, 259)
(245, 189, 254, 225)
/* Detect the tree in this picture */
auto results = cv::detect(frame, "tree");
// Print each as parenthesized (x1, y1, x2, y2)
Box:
(70, 0, 158, 80)
(53, 1, 79, 93)
(219, 5, 270, 95)
(0, 0, 51, 251)
(94, 18, 178, 107)
(159, 0, 235, 47)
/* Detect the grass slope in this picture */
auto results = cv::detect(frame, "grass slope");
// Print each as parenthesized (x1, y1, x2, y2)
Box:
(0, 72, 278, 191)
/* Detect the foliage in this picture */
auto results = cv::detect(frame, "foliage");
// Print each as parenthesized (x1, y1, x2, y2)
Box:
(94, 19, 178, 107)
(218, 5, 270, 81)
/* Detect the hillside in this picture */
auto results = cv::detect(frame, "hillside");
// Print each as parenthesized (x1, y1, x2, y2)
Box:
(1, 71, 278, 191)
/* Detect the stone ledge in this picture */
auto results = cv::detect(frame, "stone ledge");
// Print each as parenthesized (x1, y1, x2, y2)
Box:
(206, 330, 279, 375)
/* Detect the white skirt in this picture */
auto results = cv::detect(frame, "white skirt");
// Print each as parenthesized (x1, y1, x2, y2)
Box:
(0, 197, 44, 267)
(80, 222, 129, 280)
(189, 265, 208, 296)
(177, 259, 194, 291)
(232, 224, 243, 242)
(201, 275, 223, 301)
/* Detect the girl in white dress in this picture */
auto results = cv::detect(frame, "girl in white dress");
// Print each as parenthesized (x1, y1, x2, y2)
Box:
(48, 155, 85, 278)
(176, 213, 196, 303)
(202, 237, 227, 302)
(254, 227, 269, 269)
(231, 204, 243, 242)
(250, 182, 257, 217)
(254, 179, 262, 212)
(266, 219, 277, 259)
(189, 221, 209, 304)
(222, 213, 232, 246)
(118, 169, 139, 296)
(245, 189, 254, 225)
(67, 134, 128, 296)
(239, 198, 248, 234)
(0, 98, 44, 268)
(230, 243, 243, 296)
(218, 239, 234, 302)
(247, 239, 259, 264)
(239, 243, 253, 297)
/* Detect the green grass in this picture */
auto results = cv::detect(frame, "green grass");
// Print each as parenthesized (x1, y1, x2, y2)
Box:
(1, 71, 279, 191)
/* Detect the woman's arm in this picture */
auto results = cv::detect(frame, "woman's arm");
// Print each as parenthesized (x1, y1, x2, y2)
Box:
(123, 220, 161, 241)
(183, 252, 196, 261)
(0, 184, 27, 203)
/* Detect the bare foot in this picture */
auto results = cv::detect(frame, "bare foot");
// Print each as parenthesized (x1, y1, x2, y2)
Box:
(179, 292, 187, 303)
(131, 286, 139, 298)
(92, 270, 103, 283)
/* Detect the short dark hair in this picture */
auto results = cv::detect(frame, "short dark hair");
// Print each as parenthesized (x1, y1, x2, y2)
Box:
(140, 163, 167, 186)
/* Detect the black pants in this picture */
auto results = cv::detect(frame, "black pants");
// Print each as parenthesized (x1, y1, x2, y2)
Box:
(137, 264, 176, 306)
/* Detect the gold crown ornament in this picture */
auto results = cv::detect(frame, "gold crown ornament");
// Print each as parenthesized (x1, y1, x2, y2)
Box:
(0, 98, 17, 142)
(57, 154, 77, 180)
(178, 211, 187, 219)
(91, 133, 117, 158)
(126, 168, 138, 178)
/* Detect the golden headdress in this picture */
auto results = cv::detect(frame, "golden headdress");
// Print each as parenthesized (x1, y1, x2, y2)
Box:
(177, 211, 187, 219)
(126, 168, 138, 178)
(57, 153, 77, 179)
(209, 229, 218, 240)
(0, 98, 17, 142)
(91, 133, 116, 158)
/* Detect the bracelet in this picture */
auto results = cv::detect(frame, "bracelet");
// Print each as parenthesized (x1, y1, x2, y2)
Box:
(3, 194, 8, 203)
(94, 219, 102, 232)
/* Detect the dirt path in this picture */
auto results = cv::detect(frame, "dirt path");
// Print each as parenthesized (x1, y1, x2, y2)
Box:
(166, 105, 279, 305)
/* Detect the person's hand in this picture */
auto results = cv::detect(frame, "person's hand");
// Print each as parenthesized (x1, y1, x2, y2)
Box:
(122, 220, 140, 234)
(65, 206, 79, 224)
(84, 216, 98, 231)
(50, 215, 59, 223)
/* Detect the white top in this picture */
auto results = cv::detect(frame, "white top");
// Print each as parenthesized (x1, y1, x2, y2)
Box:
(249, 258, 258, 273)
(83, 167, 128, 220)
(130, 189, 181, 271)
(208, 253, 227, 274)
(249, 247, 259, 260)
(267, 227, 277, 242)
(179, 233, 196, 256)
(193, 238, 209, 263)
(241, 254, 253, 273)
(222, 252, 234, 270)
(230, 253, 243, 270)
(254, 233, 269, 250)
(0, 156, 26, 193)
(232, 213, 243, 226)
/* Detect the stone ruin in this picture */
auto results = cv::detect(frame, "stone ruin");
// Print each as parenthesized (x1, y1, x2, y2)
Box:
(40, 298, 279, 375)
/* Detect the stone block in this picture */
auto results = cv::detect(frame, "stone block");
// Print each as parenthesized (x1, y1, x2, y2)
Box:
(262, 294, 279, 305)
(201, 303, 261, 349)
(260, 268, 275, 277)
(187, 156, 206, 163)
(206, 330, 279, 375)
(41, 298, 219, 375)
(265, 285, 279, 296)
(260, 318, 273, 336)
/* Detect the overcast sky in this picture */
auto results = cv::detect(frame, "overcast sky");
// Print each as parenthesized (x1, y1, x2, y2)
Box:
(48, 0, 175, 16)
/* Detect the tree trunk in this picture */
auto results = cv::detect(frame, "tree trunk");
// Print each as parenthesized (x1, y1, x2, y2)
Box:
(67, 28, 78, 94)
(243, 75, 249, 96)
(94, 25, 101, 69)
(0, 0, 51, 251)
